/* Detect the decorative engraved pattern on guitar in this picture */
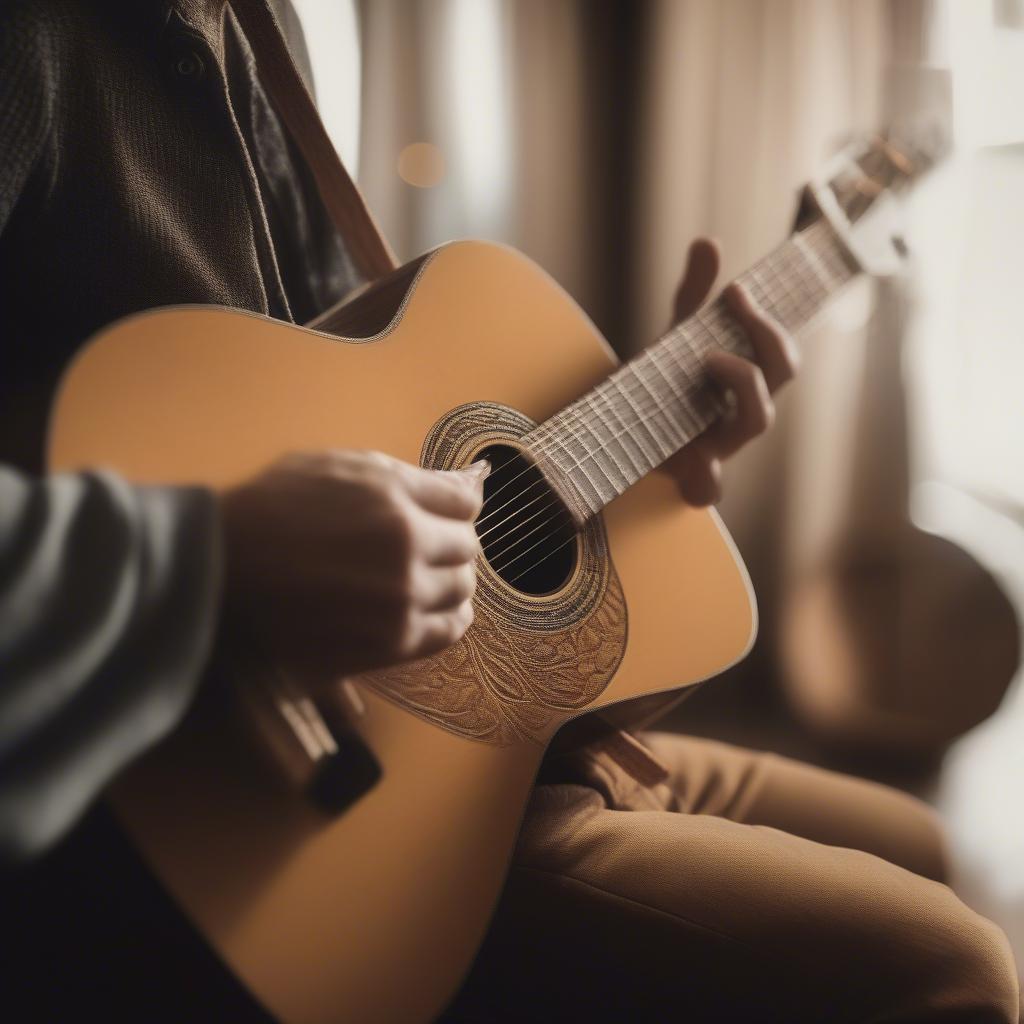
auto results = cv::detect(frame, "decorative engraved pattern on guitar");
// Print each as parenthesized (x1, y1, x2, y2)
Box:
(360, 403, 628, 745)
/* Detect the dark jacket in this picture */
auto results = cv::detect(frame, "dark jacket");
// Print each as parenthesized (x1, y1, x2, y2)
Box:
(1, 1, 358, 1014)
(0, 0, 361, 863)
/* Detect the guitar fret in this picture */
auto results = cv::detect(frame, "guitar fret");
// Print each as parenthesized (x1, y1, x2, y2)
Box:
(777, 251, 807, 327)
(642, 363, 689, 446)
(525, 217, 860, 524)
(776, 249, 807, 326)
(574, 398, 630, 495)
(793, 235, 830, 314)
(762, 258, 790, 322)
(570, 409, 623, 506)
(698, 306, 747, 356)
(564, 410, 621, 507)
(745, 264, 772, 312)
(655, 330, 724, 435)
(541, 416, 609, 514)
(662, 326, 711, 396)
(579, 389, 637, 488)
(612, 370, 673, 461)
(645, 344, 702, 438)
(592, 377, 653, 481)
(792, 254, 822, 313)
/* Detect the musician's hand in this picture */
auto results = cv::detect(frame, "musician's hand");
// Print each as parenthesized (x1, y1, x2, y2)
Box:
(662, 237, 799, 506)
(220, 450, 488, 680)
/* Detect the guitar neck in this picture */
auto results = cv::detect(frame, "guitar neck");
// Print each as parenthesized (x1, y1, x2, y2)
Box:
(525, 217, 859, 523)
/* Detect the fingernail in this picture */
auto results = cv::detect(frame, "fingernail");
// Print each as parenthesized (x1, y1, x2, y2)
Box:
(461, 459, 491, 480)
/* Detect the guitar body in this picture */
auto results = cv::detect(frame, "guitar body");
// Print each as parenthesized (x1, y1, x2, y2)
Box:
(48, 241, 755, 1023)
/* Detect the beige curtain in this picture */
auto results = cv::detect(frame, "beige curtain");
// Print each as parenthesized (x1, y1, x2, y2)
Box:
(356, 0, 595, 313)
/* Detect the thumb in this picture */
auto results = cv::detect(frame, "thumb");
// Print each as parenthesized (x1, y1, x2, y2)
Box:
(457, 459, 491, 492)
(672, 237, 721, 325)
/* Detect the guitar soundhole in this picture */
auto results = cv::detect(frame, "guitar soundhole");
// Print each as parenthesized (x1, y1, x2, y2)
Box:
(475, 444, 578, 596)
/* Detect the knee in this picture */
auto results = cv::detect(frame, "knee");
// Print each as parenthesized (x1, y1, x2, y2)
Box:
(842, 855, 1018, 1023)
(953, 911, 1019, 1021)
(851, 779, 954, 884)
(908, 889, 1019, 1022)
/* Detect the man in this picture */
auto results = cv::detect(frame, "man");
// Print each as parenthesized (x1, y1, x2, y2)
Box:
(0, 1, 1018, 1021)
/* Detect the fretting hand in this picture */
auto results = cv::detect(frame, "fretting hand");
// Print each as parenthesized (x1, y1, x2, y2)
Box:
(661, 238, 800, 506)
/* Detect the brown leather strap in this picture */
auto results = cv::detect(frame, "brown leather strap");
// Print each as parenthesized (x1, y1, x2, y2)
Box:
(229, 0, 398, 282)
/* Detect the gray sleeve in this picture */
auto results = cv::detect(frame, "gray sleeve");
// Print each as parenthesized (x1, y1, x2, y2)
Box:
(0, 467, 221, 864)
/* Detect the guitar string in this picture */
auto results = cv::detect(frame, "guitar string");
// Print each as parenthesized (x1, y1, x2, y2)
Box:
(481, 276, 830, 567)
(496, 292, 822, 575)
(475, 292, 757, 531)
(484, 498, 575, 563)
(472, 222, 840, 562)
(489, 230, 851, 579)
(508, 532, 579, 586)
(473, 373, 688, 534)
(472, 219, 841, 532)
(476, 341, 713, 542)
(487, 380, 716, 573)
(502, 158, 910, 583)
(483, 285, 823, 564)
(477, 235, 837, 556)
(491, 513, 576, 578)
(472, 223, 837, 532)
(482, 337, 723, 561)
(503, 319, 852, 575)
(477, 483, 562, 544)
(490, 397, 766, 576)
(527, 226, 842, 493)
(494, 341, 784, 577)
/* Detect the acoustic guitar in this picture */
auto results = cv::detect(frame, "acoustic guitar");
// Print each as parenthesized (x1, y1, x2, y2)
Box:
(48, 134, 939, 1023)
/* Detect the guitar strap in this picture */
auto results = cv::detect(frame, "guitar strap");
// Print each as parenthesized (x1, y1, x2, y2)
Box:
(229, 0, 399, 284)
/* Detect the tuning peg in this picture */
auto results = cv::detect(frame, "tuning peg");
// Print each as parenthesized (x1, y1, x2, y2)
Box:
(854, 175, 885, 198)
(873, 135, 916, 175)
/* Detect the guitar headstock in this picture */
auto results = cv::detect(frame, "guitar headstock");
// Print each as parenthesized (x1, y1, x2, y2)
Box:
(833, 126, 950, 213)
(805, 124, 951, 276)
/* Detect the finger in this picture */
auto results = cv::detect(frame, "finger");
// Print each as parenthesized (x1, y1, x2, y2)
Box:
(415, 563, 477, 612)
(672, 238, 721, 324)
(401, 462, 489, 520)
(418, 515, 481, 566)
(661, 445, 723, 507)
(723, 283, 800, 392)
(699, 350, 775, 458)
(413, 600, 475, 659)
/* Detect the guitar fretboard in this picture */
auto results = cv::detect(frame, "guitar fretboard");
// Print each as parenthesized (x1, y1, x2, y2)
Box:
(525, 217, 859, 523)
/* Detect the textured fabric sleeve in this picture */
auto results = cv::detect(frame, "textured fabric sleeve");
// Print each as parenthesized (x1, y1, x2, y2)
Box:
(0, 468, 222, 865)
(0, 1, 55, 232)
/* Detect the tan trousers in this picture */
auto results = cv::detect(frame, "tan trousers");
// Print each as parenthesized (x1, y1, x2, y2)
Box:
(446, 733, 1019, 1023)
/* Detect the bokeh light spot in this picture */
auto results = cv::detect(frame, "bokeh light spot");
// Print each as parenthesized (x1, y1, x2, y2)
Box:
(397, 143, 446, 188)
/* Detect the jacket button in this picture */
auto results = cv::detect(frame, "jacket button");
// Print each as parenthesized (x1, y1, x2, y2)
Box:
(172, 50, 205, 80)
